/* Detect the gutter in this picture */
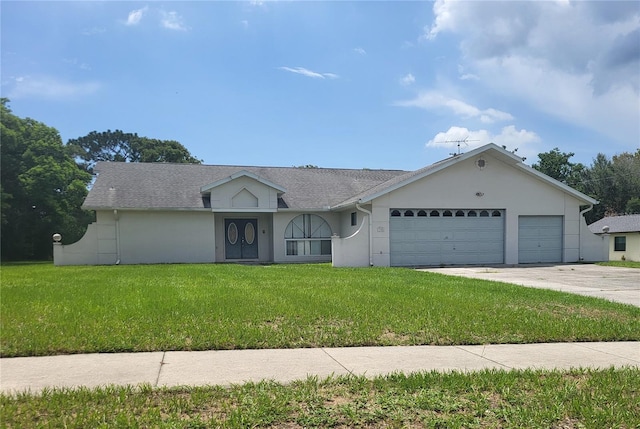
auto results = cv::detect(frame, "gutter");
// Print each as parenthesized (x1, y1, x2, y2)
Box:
(356, 202, 373, 266)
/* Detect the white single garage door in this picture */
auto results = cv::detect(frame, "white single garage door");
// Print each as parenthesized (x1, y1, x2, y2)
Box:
(518, 216, 563, 263)
(389, 209, 504, 266)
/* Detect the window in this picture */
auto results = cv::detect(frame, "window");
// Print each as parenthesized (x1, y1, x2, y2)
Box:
(285, 214, 332, 256)
(443, 210, 453, 217)
(614, 236, 626, 252)
(455, 210, 465, 217)
(468, 210, 477, 217)
(351, 212, 357, 226)
(404, 210, 414, 217)
(417, 210, 427, 217)
(391, 210, 401, 217)
(430, 210, 440, 217)
(479, 210, 489, 217)
(492, 210, 502, 217)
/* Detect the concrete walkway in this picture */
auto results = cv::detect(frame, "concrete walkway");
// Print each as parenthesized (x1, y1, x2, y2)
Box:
(2, 342, 639, 395)
(420, 264, 640, 307)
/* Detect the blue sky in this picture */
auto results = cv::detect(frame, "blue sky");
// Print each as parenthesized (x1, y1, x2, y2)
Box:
(2, 1, 639, 170)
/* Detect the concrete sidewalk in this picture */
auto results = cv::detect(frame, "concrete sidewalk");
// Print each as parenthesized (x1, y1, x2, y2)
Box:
(1, 342, 638, 395)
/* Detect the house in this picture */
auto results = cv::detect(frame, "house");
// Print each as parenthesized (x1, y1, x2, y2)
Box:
(54, 143, 607, 267)
(588, 214, 640, 262)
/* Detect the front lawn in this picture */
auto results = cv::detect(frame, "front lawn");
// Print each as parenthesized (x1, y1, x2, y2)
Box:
(2, 368, 638, 428)
(597, 260, 640, 269)
(1, 264, 639, 357)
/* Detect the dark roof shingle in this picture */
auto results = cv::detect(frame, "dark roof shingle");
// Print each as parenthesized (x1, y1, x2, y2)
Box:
(83, 162, 408, 210)
(588, 214, 640, 234)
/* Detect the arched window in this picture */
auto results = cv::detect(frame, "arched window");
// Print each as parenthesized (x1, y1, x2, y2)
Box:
(430, 210, 440, 217)
(417, 210, 427, 217)
(455, 210, 465, 217)
(404, 210, 414, 217)
(480, 210, 489, 217)
(443, 210, 453, 217)
(285, 214, 332, 256)
(391, 210, 401, 217)
(468, 210, 477, 217)
(492, 210, 502, 217)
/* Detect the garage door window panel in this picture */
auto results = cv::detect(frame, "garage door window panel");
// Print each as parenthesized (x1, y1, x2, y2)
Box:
(390, 208, 505, 266)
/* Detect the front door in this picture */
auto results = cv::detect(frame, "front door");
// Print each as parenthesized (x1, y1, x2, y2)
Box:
(225, 219, 258, 260)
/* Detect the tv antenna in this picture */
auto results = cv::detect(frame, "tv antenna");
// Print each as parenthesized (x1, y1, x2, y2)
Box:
(435, 138, 479, 156)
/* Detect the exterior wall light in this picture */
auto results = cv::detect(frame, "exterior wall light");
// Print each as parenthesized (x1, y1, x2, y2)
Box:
(52, 233, 62, 242)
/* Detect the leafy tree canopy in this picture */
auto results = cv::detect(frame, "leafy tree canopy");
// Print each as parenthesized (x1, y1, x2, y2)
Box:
(533, 147, 640, 223)
(1, 99, 93, 260)
(532, 147, 585, 187)
(67, 130, 201, 173)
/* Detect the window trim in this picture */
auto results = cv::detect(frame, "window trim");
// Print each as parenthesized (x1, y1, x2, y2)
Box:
(285, 214, 332, 256)
(614, 236, 626, 252)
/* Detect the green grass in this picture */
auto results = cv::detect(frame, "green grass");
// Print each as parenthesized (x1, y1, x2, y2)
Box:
(597, 260, 640, 269)
(2, 368, 638, 428)
(1, 263, 639, 357)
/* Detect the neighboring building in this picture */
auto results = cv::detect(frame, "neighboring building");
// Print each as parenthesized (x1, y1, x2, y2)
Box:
(589, 214, 640, 262)
(54, 144, 607, 267)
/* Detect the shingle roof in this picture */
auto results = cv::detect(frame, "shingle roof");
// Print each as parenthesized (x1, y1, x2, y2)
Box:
(83, 162, 408, 210)
(83, 144, 598, 212)
(333, 157, 454, 208)
(588, 214, 640, 234)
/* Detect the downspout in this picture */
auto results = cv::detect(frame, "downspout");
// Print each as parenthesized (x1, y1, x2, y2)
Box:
(356, 202, 373, 266)
(114, 209, 121, 265)
(579, 204, 593, 261)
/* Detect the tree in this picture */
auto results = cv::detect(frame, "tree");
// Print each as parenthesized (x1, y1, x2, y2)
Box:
(1, 99, 93, 260)
(532, 147, 585, 189)
(626, 197, 640, 214)
(533, 148, 640, 223)
(67, 130, 201, 173)
(579, 150, 640, 223)
(580, 153, 614, 223)
(608, 151, 640, 214)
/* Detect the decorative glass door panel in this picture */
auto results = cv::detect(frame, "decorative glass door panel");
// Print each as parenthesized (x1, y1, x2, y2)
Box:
(225, 219, 258, 259)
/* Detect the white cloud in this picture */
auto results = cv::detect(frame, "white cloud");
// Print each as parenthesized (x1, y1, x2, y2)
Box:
(126, 6, 148, 26)
(7, 75, 101, 100)
(160, 10, 189, 31)
(122, 7, 190, 32)
(424, 0, 640, 150)
(353, 47, 367, 55)
(423, 0, 457, 40)
(400, 73, 415, 86)
(427, 125, 540, 160)
(475, 55, 639, 147)
(458, 64, 479, 81)
(278, 67, 339, 79)
(241, 20, 249, 29)
(395, 91, 513, 124)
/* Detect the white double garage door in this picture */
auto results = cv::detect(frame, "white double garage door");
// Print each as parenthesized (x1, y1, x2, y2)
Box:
(389, 209, 563, 266)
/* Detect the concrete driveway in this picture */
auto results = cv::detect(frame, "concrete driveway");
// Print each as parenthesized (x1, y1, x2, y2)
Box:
(420, 264, 640, 307)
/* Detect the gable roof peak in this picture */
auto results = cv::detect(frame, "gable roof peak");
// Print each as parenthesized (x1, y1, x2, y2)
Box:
(200, 169, 287, 194)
